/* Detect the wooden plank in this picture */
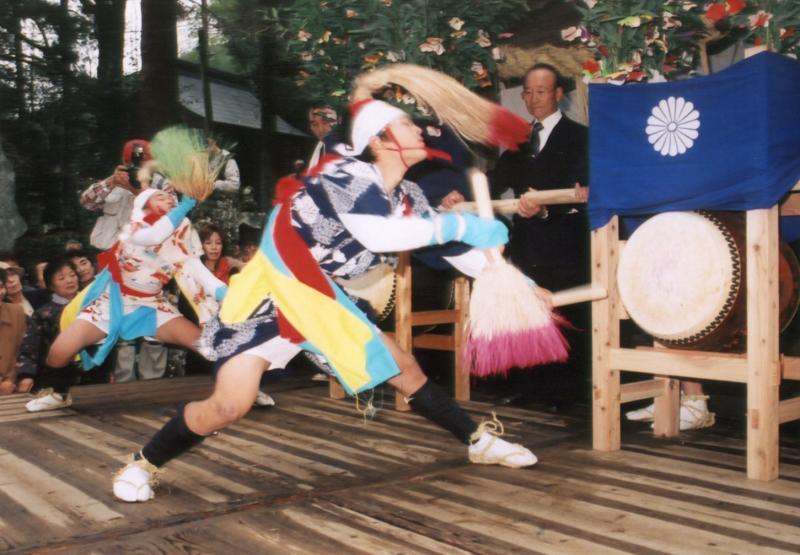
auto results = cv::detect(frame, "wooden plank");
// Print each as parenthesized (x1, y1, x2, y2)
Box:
(779, 396, 800, 424)
(620, 379, 665, 404)
(591, 217, 621, 451)
(410, 309, 457, 327)
(366, 488, 622, 554)
(0, 447, 123, 526)
(746, 206, 781, 481)
(39, 419, 258, 503)
(611, 347, 748, 382)
(522, 461, 800, 550)
(412, 333, 453, 350)
(328, 376, 346, 399)
(781, 355, 800, 380)
(125, 414, 354, 481)
(779, 192, 800, 216)
(394, 252, 413, 412)
(453, 275, 470, 402)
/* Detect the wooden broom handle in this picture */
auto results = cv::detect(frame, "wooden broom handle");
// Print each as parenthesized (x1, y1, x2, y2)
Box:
(449, 187, 585, 215)
(551, 284, 607, 307)
(467, 169, 502, 264)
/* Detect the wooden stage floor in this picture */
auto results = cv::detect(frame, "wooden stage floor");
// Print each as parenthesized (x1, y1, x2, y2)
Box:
(0, 376, 798, 554)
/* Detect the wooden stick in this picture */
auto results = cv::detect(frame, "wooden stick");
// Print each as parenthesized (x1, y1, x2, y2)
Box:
(468, 169, 502, 263)
(551, 284, 607, 308)
(450, 187, 585, 215)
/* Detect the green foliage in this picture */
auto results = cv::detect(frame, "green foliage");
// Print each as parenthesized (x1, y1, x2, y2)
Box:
(564, 0, 708, 81)
(275, 0, 527, 110)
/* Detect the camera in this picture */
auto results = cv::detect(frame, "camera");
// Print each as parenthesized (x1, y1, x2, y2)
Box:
(125, 143, 146, 189)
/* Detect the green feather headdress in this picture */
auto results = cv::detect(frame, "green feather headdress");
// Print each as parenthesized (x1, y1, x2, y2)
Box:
(150, 126, 226, 201)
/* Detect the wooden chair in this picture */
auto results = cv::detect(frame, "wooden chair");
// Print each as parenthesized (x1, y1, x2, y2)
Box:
(329, 251, 470, 411)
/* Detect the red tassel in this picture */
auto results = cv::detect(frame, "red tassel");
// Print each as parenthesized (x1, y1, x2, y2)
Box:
(488, 107, 529, 151)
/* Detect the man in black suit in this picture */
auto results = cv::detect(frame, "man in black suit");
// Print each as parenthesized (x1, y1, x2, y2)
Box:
(491, 63, 590, 410)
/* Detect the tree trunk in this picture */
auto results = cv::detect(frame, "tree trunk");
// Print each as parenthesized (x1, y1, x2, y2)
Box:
(57, 0, 78, 227)
(12, 5, 26, 118)
(139, 0, 180, 137)
(255, 37, 278, 210)
(94, 0, 126, 165)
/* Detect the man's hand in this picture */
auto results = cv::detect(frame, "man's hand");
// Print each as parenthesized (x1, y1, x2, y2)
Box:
(518, 187, 544, 219)
(16, 378, 32, 394)
(0, 381, 16, 395)
(533, 284, 553, 309)
(440, 190, 466, 210)
(107, 165, 137, 193)
(575, 182, 589, 202)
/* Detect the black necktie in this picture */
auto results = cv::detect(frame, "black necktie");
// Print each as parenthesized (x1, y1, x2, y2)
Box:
(529, 121, 543, 157)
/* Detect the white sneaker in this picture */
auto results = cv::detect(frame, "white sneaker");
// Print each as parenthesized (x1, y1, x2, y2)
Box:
(113, 455, 158, 502)
(25, 389, 72, 412)
(311, 372, 329, 382)
(253, 390, 276, 408)
(625, 402, 655, 422)
(468, 413, 537, 468)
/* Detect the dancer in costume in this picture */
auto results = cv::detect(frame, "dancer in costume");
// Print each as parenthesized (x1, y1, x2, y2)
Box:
(112, 65, 545, 502)
(30, 188, 227, 412)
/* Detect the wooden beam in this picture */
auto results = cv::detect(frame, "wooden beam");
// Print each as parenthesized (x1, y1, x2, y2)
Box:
(610, 348, 748, 382)
(620, 379, 665, 404)
(782, 355, 800, 381)
(412, 334, 454, 351)
(453, 276, 470, 401)
(779, 396, 800, 424)
(652, 374, 680, 438)
(410, 310, 457, 327)
(328, 378, 346, 400)
(746, 206, 780, 481)
(779, 192, 800, 216)
(591, 217, 621, 452)
(394, 252, 413, 411)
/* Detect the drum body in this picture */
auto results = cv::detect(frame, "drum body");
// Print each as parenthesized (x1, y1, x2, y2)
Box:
(617, 211, 800, 352)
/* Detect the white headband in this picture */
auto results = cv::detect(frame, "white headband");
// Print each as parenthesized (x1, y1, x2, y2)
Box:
(349, 100, 407, 155)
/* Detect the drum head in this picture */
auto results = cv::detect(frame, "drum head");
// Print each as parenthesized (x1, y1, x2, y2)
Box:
(617, 212, 740, 343)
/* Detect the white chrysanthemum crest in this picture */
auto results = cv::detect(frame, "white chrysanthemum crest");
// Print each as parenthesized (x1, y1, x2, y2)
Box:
(645, 96, 700, 157)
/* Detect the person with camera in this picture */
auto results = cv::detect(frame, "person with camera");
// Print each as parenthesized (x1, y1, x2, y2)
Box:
(80, 139, 174, 251)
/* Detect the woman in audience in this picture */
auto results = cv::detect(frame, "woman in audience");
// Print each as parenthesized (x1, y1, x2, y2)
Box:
(17, 257, 82, 407)
(0, 268, 31, 394)
(198, 223, 241, 284)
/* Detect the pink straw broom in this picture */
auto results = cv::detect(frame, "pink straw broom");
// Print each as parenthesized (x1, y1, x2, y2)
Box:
(464, 169, 570, 377)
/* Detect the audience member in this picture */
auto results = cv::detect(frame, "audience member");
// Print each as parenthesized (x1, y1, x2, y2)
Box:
(17, 257, 84, 409)
(0, 268, 30, 394)
(490, 63, 590, 410)
(198, 223, 242, 284)
(307, 105, 345, 169)
(80, 139, 172, 250)
(68, 250, 96, 288)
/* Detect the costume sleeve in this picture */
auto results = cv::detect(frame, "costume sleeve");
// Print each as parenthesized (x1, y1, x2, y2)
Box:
(441, 248, 488, 279)
(15, 316, 41, 379)
(80, 179, 113, 211)
(339, 213, 435, 253)
(129, 197, 197, 247)
(213, 159, 241, 192)
(182, 257, 226, 295)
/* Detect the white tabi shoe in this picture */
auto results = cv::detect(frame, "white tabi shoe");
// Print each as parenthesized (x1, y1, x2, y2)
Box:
(25, 389, 72, 412)
(468, 413, 537, 468)
(113, 454, 158, 502)
(677, 395, 715, 431)
(625, 402, 655, 422)
(253, 390, 276, 408)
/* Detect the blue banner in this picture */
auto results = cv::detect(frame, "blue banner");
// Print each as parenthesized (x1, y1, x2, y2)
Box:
(589, 52, 800, 234)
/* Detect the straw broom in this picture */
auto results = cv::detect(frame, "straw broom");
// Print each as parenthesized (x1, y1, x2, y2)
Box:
(150, 126, 224, 201)
(464, 169, 570, 377)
